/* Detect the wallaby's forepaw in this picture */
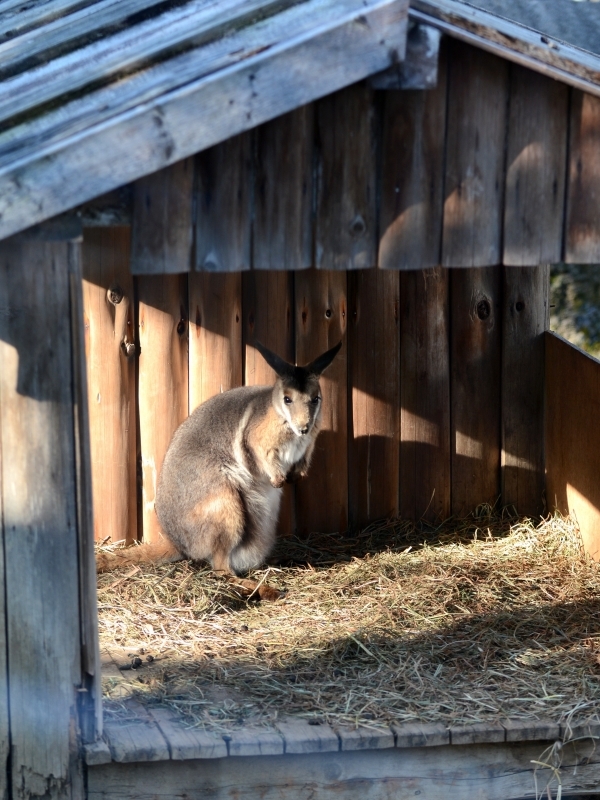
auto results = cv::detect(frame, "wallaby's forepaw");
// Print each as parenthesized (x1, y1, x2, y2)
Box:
(270, 474, 286, 489)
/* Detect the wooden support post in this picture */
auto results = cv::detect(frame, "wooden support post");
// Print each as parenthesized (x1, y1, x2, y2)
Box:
(501, 266, 548, 516)
(295, 269, 348, 535)
(82, 228, 137, 544)
(399, 268, 451, 522)
(348, 269, 400, 528)
(450, 266, 502, 515)
(442, 41, 509, 267)
(0, 232, 87, 798)
(137, 274, 188, 543)
(378, 38, 447, 271)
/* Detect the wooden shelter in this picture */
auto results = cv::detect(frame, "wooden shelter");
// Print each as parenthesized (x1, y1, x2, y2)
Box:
(1, 0, 600, 797)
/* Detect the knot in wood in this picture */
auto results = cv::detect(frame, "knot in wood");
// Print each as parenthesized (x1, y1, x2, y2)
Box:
(515, 301, 525, 313)
(176, 318, 187, 336)
(349, 214, 367, 237)
(476, 299, 491, 321)
(121, 338, 136, 358)
(107, 284, 124, 305)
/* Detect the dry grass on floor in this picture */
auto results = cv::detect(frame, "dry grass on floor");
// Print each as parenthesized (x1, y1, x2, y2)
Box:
(97, 509, 600, 733)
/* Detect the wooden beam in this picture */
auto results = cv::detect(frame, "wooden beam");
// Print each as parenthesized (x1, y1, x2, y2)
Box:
(0, 0, 408, 242)
(369, 22, 441, 90)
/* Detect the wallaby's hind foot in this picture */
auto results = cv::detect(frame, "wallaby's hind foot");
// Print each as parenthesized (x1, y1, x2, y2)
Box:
(96, 538, 182, 573)
(225, 575, 285, 602)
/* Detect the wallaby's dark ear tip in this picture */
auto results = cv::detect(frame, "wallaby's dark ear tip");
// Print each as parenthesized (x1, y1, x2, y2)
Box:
(254, 341, 295, 380)
(307, 340, 343, 376)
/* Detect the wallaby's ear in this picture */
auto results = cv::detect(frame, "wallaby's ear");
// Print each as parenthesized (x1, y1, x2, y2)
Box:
(306, 341, 342, 376)
(255, 341, 295, 380)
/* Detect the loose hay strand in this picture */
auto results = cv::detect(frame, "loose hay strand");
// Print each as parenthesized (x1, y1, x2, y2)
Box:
(97, 511, 600, 734)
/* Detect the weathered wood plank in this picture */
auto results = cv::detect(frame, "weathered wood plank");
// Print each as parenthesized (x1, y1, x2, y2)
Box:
(0, 0, 408, 242)
(546, 332, 600, 560)
(82, 227, 137, 544)
(565, 90, 600, 263)
(442, 41, 509, 267)
(104, 702, 170, 763)
(0, 0, 97, 40)
(243, 270, 294, 535)
(226, 728, 284, 758)
(378, 37, 447, 270)
(502, 718, 560, 743)
(503, 66, 568, 266)
(501, 266, 548, 517)
(399, 268, 451, 522)
(88, 738, 600, 800)
(0, 299, 10, 800)
(147, 707, 228, 760)
(131, 157, 194, 275)
(196, 134, 252, 273)
(369, 22, 440, 90)
(275, 719, 339, 754)
(188, 272, 242, 411)
(294, 269, 348, 535)
(348, 269, 400, 528)
(450, 267, 502, 515)
(450, 722, 505, 746)
(392, 721, 449, 747)
(315, 82, 378, 271)
(138, 274, 188, 543)
(84, 738, 113, 767)
(335, 725, 395, 751)
(253, 106, 314, 271)
(0, 237, 83, 799)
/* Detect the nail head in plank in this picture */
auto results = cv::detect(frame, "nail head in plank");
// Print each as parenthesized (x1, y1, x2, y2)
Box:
(335, 725, 395, 751)
(147, 706, 227, 760)
(450, 722, 506, 746)
(442, 40, 509, 267)
(104, 702, 170, 762)
(226, 727, 285, 757)
(502, 718, 560, 743)
(392, 722, 449, 748)
(503, 65, 568, 266)
(84, 739, 113, 766)
(275, 719, 339, 754)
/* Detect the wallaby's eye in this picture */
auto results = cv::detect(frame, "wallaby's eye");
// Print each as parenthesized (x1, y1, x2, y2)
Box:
(283, 395, 292, 405)
(311, 396, 320, 405)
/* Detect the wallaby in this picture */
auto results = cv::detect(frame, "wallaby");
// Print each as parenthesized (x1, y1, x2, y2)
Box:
(97, 340, 342, 601)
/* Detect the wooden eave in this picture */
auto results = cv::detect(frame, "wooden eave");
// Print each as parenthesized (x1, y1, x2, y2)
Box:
(0, 0, 408, 243)
(411, 0, 600, 96)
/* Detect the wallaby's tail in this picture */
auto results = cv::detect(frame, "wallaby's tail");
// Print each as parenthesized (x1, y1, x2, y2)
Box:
(96, 538, 182, 573)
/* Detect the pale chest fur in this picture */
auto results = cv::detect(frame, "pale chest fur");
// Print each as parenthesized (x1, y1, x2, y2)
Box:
(277, 432, 312, 469)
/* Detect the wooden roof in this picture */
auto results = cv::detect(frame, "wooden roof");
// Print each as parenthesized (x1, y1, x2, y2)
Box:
(0, 0, 408, 242)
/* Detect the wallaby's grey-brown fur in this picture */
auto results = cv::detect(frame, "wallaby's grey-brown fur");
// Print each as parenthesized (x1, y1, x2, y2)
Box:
(97, 341, 342, 601)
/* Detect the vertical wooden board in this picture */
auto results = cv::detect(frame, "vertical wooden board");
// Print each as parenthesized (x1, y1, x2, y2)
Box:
(0, 326, 9, 799)
(565, 90, 600, 263)
(243, 271, 295, 535)
(253, 106, 313, 271)
(450, 266, 502, 515)
(0, 238, 82, 799)
(188, 272, 242, 411)
(295, 269, 348, 535)
(546, 332, 600, 559)
(378, 39, 447, 270)
(82, 227, 137, 544)
(442, 41, 509, 267)
(131, 157, 194, 274)
(348, 269, 400, 528)
(399, 268, 451, 522)
(195, 133, 252, 273)
(138, 274, 188, 543)
(501, 266, 548, 516)
(503, 66, 568, 266)
(316, 82, 377, 271)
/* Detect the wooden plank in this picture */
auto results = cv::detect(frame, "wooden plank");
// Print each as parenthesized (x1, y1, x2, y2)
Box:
(196, 133, 252, 273)
(0, 0, 97, 39)
(502, 718, 560, 743)
(275, 719, 339, 754)
(104, 703, 170, 763)
(315, 82, 378, 271)
(0, 0, 408, 242)
(226, 728, 284, 757)
(546, 332, 600, 560)
(442, 41, 509, 268)
(131, 158, 194, 275)
(147, 707, 228, 760)
(88, 739, 600, 800)
(138, 274, 188, 543)
(294, 269, 348, 535)
(188, 272, 242, 411)
(565, 90, 600, 263)
(243, 270, 294, 535)
(378, 37, 447, 270)
(0, 237, 83, 799)
(392, 721, 449, 747)
(501, 266, 548, 517)
(560, 719, 600, 742)
(253, 106, 314, 271)
(348, 269, 400, 528)
(82, 227, 137, 545)
(335, 725, 395, 751)
(0, 292, 10, 800)
(399, 268, 451, 522)
(84, 739, 112, 766)
(369, 22, 440, 90)
(503, 66, 568, 266)
(450, 722, 505, 746)
(450, 266, 502, 515)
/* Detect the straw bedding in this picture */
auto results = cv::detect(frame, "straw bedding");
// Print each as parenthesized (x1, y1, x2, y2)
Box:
(98, 509, 600, 733)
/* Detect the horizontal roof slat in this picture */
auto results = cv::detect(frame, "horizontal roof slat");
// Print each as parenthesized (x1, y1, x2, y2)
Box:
(0, 0, 99, 40)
